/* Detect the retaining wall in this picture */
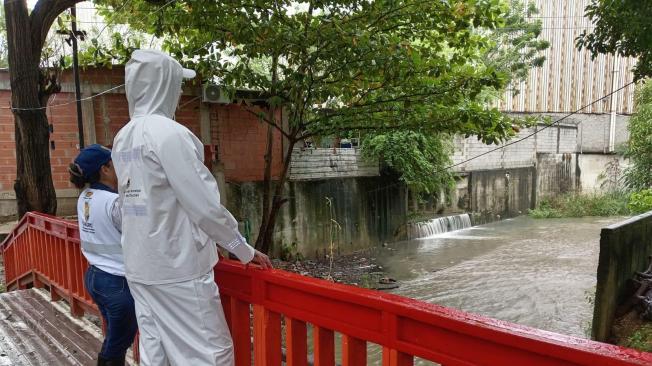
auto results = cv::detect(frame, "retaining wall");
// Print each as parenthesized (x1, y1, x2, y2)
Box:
(592, 212, 652, 342)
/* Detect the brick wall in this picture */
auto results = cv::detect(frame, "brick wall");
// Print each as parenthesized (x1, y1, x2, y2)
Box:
(0, 68, 281, 214)
(211, 104, 284, 182)
(93, 93, 129, 146)
(0, 91, 14, 192)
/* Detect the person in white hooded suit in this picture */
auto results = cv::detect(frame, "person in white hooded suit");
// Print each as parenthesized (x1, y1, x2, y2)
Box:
(112, 49, 272, 366)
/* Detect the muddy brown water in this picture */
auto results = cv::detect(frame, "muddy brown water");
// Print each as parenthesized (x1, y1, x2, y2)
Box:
(377, 216, 626, 339)
(306, 216, 623, 365)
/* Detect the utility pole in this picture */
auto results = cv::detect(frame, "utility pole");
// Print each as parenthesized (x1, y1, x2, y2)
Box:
(70, 6, 85, 149)
(59, 7, 86, 149)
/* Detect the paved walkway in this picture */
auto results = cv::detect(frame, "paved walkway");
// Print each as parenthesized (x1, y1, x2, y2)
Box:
(0, 220, 17, 239)
(0, 289, 131, 365)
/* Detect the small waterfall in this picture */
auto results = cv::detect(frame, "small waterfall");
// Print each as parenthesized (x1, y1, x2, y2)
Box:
(407, 213, 472, 239)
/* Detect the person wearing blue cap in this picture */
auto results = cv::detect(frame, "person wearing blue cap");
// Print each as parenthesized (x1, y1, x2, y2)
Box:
(69, 144, 137, 366)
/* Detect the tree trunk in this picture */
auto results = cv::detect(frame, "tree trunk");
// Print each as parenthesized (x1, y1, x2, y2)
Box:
(5, 0, 80, 217)
(257, 138, 297, 254)
(255, 55, 280, 252)
(255, 121, 274, 250)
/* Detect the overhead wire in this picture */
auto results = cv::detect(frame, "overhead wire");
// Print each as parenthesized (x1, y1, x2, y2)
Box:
(7, 0, 179, 111)
(442, 81, 635, 172)
(5, 2, 639, 179)
(364, 79, 636, 194)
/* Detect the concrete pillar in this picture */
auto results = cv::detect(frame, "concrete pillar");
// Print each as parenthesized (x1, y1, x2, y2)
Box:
(200, 102, 211, 144)
(82, 82, 96, 146)
(99, 95, 112, 146)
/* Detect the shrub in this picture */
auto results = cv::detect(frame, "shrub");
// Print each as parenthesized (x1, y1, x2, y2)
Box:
(529, 192, 630, 218)
(629, 189, 652, 214)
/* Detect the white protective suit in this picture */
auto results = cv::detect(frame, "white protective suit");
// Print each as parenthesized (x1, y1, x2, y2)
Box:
(112, 49, 255, 366)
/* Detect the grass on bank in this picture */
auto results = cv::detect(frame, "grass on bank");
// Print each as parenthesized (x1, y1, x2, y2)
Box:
(624, 323, 652, 352)
(528, 192, 632, 218)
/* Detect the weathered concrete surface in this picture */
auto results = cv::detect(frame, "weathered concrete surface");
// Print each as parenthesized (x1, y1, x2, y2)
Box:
(577, 114, 630, 154)
(452, 122, 578, 173)
(592, 212, 652, 342)
(578, 154, 629, 193)
(226, 176, 407, 258)
(506, 112, 630, 154)
(467, 166, 536, 223)
(0, 289, 103, 365)
(536, 152, 579, 202)
(0, 189, 79, 218)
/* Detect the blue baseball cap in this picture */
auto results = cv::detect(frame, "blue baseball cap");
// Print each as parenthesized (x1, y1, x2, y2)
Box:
(73, 144, 112, 180)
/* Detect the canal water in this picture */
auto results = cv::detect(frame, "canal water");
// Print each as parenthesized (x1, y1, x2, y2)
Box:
(343, 216, 623, 364)
(378, 215, 626, 339)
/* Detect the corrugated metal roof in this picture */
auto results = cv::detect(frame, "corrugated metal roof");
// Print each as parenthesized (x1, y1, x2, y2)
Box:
(499, 0, 637, 115)
(0, 289, 102, 365)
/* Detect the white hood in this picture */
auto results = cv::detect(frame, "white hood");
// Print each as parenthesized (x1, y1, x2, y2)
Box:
(113, 50, 254, 285)
(125, 49, 195, 119)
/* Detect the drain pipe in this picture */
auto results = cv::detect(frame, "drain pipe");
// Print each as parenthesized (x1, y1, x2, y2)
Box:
(608, 56, 620, 153)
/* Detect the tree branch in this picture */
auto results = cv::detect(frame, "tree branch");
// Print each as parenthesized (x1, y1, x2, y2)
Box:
(30, 0, 83, 53)
(302, 116, 458, 139)
(242, 105, 294, 140)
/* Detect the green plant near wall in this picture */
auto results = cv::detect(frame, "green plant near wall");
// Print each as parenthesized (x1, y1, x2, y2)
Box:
(625, 324, 652, 353)
(279, 241, 303, 262)
(624, 81, 652, 190)
(325, 197, 342, 281)
(629, 189, 652, 214)
(529, 192, 631, 218)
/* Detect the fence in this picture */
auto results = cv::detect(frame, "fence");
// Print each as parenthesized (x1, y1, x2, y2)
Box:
(3, 212, 652, 365)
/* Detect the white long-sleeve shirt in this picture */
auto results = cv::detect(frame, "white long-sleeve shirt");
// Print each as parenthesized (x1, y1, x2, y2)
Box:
(112, 49, 254, 285)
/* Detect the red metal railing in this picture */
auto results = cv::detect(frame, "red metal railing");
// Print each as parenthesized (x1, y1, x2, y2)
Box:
(3, 212, 652, 365)
(1, 212, 96, 315)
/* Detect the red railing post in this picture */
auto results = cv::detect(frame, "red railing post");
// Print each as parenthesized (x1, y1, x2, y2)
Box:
(253, 304, 282, 366)
(342, 335, 366, 366)
(382, 348, 414, 366)
(313, 326, 335, 366)
(286, 317, 308, 366)
(230, 297, 252, 366)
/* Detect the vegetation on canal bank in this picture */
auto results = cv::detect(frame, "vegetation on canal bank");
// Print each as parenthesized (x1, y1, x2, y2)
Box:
(528, 192, 631, 218)
(624, 324, 652, 352)
(530, 80, 652, 219)
(612, 310, 652, 353)
(529, 189, 652, 219)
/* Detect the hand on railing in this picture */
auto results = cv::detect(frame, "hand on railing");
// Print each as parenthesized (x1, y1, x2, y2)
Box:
(247, 249, 273, 270)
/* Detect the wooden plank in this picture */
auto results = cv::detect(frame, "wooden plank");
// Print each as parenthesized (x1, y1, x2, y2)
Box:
(0, 300, 51, 365)
(7, 290, 98, 363)
(0, 290, 94, 365)
(285, 317, 308, 366)
(313, 326, 335, 366)
(21, 291, 101, 350)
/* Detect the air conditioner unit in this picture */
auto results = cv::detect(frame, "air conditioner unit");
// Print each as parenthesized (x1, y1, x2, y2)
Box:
(202, 84, 231, 104)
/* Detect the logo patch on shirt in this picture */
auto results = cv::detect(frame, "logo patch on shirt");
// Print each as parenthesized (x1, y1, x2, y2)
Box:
(84, 191, 94, 198)
(83, 201, 90, 222)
